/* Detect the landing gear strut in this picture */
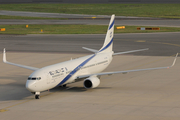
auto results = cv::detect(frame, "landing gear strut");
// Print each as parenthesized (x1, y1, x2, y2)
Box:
(35, 92, 40, 99)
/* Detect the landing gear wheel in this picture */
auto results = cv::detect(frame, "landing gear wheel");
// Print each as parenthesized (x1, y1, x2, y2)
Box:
(63, 84, 67, 87)
(35, 95, 40, 99)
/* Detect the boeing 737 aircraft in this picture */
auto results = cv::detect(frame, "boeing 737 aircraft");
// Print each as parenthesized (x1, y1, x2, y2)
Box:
(3, 14, 178, 99)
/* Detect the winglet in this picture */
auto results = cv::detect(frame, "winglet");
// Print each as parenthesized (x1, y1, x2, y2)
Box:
(2, 48, 38, 71)
(3, 48, 7, 63)
(171, 53, 178, 67)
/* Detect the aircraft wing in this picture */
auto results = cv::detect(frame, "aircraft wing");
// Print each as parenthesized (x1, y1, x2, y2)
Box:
(76, 53, 178, 79)
(3, 48, 39, 71)
(113, 48, 149, 56)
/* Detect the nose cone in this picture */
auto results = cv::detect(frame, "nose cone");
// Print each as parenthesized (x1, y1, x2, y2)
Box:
(26, 80, 36, 92)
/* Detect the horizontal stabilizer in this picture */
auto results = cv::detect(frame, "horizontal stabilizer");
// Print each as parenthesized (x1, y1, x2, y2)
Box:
(113, 48, 149, 56)
(82, 47, 98, 53)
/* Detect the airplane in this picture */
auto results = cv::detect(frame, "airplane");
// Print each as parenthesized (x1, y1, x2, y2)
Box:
(3, 14, 178, 99)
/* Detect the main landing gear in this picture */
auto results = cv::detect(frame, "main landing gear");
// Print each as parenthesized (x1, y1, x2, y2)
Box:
(63, 84, 67, 87)
(59, 84, 67, 87)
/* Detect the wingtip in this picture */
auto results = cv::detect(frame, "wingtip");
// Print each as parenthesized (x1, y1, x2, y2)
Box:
(176, 53, 179, 57)
(143, 48, 149, 51)
(171, 53, 178, 67)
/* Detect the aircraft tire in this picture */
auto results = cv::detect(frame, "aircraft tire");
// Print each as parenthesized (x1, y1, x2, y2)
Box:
(63, 84, 67, 87)
(35, 95, 40, 99)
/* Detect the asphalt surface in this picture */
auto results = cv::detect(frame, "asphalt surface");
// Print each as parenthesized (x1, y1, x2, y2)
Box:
(1, 53, 180, 120)
(1, 19, 180, 27)
(1, 10, 180, 27)
(1, 11, 180, 120)
(0, 10, 155, 19)
(0, 33, 180, 56)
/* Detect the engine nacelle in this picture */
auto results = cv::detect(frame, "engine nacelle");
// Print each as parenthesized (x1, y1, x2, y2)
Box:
(83, 75, 100, 89)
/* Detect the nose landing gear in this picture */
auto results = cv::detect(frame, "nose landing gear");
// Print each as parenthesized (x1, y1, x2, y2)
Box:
(35, 92, 40, 99)
(35, 95, 40, 99)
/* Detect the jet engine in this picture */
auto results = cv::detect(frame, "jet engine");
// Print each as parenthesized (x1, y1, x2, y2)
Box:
(83, 75, 100, 89)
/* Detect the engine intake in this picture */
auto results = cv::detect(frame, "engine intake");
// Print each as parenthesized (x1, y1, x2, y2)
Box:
(84, 75, 100, 89)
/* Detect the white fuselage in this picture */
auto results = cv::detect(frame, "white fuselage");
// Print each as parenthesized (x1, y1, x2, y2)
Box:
(26, 52, 113, 92)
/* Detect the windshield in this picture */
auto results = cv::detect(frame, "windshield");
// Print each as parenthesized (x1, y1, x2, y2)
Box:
(28, 77, 41, 80)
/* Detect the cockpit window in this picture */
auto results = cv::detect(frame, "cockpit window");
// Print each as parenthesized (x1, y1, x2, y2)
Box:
(31, 78, 36, 80)
(28, 77, 41, 80)
(36, 77, 41, 80)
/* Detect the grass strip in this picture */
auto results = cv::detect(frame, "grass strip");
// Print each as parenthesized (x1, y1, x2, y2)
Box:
(0, 4, 180, 18)
(0, 25, 180, 35)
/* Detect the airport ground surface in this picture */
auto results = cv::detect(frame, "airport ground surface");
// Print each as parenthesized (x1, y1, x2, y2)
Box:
(1, 10, 180, 27)
(1, 11, 180, 119)
(1, 19, 180, 28)
(0, 10, 173, 19)
(0, 52, 180, 120)
(0, 33, 180, 120)
(0, 32, 180, 56)
(0, 10, 144, 19)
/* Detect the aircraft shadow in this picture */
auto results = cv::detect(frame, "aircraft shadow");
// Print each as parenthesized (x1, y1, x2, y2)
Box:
(50, 86, 87, 92)
(50, 86, 112, 93)
(0, 75, 112, 101)
(0, 75, 32, 101)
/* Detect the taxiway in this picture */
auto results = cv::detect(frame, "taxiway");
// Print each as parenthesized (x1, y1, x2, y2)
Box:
(0, 12, 180, 119)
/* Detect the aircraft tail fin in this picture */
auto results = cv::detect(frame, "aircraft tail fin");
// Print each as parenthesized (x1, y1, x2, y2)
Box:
(98, 14, 115, 53)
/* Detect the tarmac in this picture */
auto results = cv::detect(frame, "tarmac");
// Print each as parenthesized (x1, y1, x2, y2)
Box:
(0, 10, 160, 19)
(0, 52, 180, 120)
(1, 10, 180, 27)
(0, 33, 180, 119)
(0, 33, 180, 56)
(1, 19, 180, 28)
(0, 11, 180, 120)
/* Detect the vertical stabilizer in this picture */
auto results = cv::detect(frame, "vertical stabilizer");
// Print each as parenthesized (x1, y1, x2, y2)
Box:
(98, 14, 115, 53)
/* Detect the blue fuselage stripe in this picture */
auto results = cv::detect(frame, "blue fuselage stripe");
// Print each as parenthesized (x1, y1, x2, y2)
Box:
(56, 19, 114, 86)
(99, 37, 113, 52)
(56, 54, 96, 86)
(57, 36, 112, 86)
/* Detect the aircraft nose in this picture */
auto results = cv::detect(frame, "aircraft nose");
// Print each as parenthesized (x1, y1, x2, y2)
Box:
(26, 80, 36, 92)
